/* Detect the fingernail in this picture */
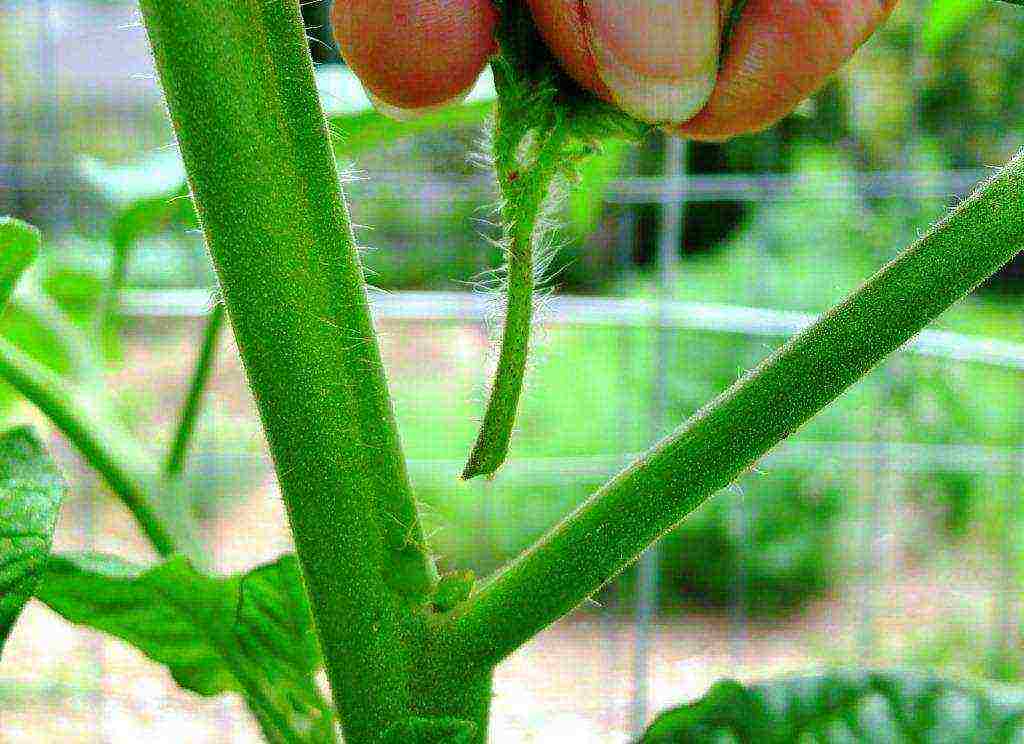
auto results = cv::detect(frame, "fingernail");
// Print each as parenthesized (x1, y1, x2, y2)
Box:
(584, 0, 720, 125)
(366, 87, 472, 123)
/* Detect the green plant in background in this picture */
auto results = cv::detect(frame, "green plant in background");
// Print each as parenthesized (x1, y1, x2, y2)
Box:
(639, 670, 1024, 742)
(4, 1, 1024, 743)
(923, 0, 1024, 51)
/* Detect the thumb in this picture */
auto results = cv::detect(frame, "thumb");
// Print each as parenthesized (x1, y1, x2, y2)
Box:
(678, 0, 898, 139)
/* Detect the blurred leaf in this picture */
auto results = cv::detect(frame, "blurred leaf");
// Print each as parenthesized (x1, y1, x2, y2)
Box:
(78, 151, 198, 253)
(109, 186, 198, 252)
(0, 304, 76, 381)
(37, 553, 334, 743)
(78, 152, 189, 207)
(922, 0, 987, 53)
(330, 102, 493, 160)
(0, 428, 65, 659)
(637, 669, 1024, 743)
(39, 261, 108, 324)
(315, 65, 495, 118)
(0, 218, 40, 313)
(567, 139, 629, 236)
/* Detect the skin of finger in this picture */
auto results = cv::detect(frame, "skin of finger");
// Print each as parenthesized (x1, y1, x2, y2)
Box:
(331, 0, 497, 110)
(526, 0, 611, 99)
(526, 0, 736, 96)
(677, 0, 899, 140)
(524, 0, 732, 114)
(525, 0, 894, 139)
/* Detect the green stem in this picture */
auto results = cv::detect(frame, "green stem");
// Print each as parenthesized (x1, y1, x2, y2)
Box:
(461, 0, 648, 478)
(96, 241, 130, 342)
(0, 338, 193, 559)
(16, 291, 103, 382)
(138, 1, 435, 739)
(446, 150, 1024, 669)
(0, 217, 40, 308)
(164, 303, 225, 479)
(462, 110, 569, 480)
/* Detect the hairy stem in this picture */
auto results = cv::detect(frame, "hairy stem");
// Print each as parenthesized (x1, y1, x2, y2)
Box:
(139, 1, 435, 739)
(462, 108, 569, 480)
(462, 1, 647, 478)
(446, 150, 1024, 669)
(164, 303, 225, 479)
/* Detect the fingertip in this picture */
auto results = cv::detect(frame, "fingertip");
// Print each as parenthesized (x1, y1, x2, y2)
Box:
(366, 86, 473, 122)
(332, 0, 496, 111)
(528, 0, 722, 126)
(679, 0, 898, 139)
(526, 0, 608, 98)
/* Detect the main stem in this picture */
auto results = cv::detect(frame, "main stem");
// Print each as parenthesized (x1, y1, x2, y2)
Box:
(446, 150, 1024, 669)
(139, 1, 435, 739)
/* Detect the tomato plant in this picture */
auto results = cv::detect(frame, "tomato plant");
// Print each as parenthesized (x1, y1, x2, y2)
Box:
(4, 1, 1024, 742)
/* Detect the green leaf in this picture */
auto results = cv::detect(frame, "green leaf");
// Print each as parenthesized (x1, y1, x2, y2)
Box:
(80, 152, 197, 253)
(78, 152, 189, 206)
(330, 102, 493, 160)
(37, 553, 334, 743)
(637, 669, 1024, 743)
(382, 717, 477, 744)
(0, 427, 65, 658)
(108, 186, 198, 252)
(567, 139, 629, 236)
(0, 218, 41, 314)
(922, 0, 987, 53)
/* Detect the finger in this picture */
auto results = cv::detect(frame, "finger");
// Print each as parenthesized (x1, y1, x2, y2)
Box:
(677, 0, 898, 139)
(527, 0, 726, 125)
(332, 0, 497, 112)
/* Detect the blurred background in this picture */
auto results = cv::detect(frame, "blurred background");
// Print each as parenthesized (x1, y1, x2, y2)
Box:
(2, 0, 1024, 741)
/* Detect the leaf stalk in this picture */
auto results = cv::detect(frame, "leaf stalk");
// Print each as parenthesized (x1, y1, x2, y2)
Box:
(164, 303, 226, 480)
(446, 151, 1024, 669)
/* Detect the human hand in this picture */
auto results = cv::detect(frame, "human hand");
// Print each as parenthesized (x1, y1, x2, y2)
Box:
(332, 1, 896, 140)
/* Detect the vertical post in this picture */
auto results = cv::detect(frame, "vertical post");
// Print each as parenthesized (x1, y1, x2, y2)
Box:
(608, 196, 637, 732)
(856, 388, 885, 662)
(992, 458, 1021, 679)
(729, 130, 777, 663)
(632, 134, 687, 736)
(727, 485, 749, 665)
